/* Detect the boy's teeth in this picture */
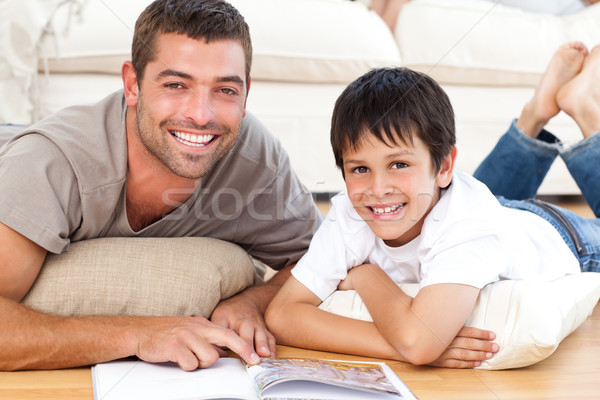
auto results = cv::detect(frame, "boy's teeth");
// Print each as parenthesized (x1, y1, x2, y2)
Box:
(372, 204, 402, 215)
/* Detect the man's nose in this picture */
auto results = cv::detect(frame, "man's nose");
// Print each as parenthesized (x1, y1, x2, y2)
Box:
(182, 91, 216, 125)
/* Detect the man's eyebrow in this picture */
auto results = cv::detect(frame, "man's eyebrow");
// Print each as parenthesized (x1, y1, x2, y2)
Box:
(157, 69, 193, 81)
(216, 75, 245, 86)
(156, 70, 245, 86)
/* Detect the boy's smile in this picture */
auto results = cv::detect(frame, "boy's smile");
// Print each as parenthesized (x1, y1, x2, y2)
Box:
(342, 133, 455, 247)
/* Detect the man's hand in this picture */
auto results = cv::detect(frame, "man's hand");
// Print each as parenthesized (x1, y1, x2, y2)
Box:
(210, 266, 292, 358)
(211, 293, 276, 358)
(135, 316, 260, 371)
(428, 326, 499, 368)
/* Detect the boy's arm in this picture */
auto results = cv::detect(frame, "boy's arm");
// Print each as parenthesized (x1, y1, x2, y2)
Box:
(266, 275, 410, 361)
(345, 264, 482, 365)
(267, 273, 496, 368)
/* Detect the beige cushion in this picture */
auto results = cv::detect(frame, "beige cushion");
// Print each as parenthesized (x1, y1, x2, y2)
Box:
(37, 0, 401, 84)
(319, 272, 600, 369)
(396, 0, 600, 86)
(21, 237, 255, 318)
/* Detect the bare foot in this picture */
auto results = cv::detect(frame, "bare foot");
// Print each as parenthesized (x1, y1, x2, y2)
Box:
(372, 0, 411, 32)
(557, 44, 600, 139)
(517, 41, 588, 138)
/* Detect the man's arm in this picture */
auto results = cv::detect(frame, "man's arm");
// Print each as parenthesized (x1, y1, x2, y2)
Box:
(210, 265, 293, 357)
(0, 223, 259, 371)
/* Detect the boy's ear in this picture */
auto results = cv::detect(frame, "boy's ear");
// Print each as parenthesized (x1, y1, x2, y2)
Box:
(122, 61, 139, 107)
(436, 146, 457, 188)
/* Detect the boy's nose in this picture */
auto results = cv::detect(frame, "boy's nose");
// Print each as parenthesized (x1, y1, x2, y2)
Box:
(369, 173, 394, 198)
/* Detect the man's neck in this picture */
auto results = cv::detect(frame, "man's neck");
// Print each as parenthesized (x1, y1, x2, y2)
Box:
(124, 111, 201, 231)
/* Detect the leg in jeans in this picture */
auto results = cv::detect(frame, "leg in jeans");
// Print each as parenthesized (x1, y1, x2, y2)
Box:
(474, 42, 589, 200)
(473, 122, 559, 200)
(556, 44, 600, 217)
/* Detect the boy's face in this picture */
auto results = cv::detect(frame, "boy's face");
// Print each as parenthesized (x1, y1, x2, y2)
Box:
(342, 132, 455, 247)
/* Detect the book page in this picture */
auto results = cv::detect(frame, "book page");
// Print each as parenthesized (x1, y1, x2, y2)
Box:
(93, 358, 258, 400)
(246, 358, 416, 400)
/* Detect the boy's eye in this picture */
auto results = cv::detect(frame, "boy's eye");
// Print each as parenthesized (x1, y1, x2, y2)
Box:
(391, 162, 408, 169)
(353, 166, 369, 174)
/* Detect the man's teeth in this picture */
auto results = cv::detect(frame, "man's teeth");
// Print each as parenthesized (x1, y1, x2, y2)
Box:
(371, 204, 403, 215)
(172, 131, 214, 147)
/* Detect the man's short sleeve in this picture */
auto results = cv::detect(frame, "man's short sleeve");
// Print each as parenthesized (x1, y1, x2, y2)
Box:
(0, 133, 81, 253)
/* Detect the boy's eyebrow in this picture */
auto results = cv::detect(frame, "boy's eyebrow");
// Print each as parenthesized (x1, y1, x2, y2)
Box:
(344, 149, 416, 165)
(156, 69, 245, 87)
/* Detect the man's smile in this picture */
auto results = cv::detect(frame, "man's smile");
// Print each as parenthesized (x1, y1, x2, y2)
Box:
(170, 130, 216, 147)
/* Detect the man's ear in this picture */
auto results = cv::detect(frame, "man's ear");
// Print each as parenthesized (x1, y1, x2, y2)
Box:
(122, 61, 139, 107)
(436, 146, 457, 188)
(242, 76, 251, 118)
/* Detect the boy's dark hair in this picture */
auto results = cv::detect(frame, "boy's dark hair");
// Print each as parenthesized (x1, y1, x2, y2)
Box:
(330, 67, 455, 176)
(132, 0, 252, 84)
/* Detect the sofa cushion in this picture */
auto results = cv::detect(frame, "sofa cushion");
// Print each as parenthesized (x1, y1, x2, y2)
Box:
(38, 0, 401, 84)
(21, 237, 256, 318)
(318, 272, 600, 369)
(396, 0, 600, 86)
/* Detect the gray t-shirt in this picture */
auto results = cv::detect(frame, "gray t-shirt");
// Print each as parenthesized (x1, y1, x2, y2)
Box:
(0, 91, 322, 270)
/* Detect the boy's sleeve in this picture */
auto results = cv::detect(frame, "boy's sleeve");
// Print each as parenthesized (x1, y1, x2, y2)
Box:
(291, 193, 371, 301)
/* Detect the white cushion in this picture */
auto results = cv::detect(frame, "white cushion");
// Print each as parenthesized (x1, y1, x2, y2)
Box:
(396, 0, 600, 86)
(38, 0, 401, 84)
(0, 0, 59, 124)
(319, 272, 600, 369)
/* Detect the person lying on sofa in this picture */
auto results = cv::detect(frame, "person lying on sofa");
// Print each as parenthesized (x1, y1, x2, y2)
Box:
(370, 0, 600, 32)
(0, 0, 325, 371)
(266, 41, 600, 367)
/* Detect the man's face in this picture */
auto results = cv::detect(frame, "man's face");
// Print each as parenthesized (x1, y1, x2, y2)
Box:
(132, 33, 248, 180)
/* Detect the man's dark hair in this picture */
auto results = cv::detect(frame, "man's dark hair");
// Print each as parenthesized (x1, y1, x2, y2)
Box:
(330, 67, 455, 176)
(132, 0, 252, 83)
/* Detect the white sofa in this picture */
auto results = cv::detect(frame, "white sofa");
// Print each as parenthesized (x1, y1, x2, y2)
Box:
(2, 0, 600, 195)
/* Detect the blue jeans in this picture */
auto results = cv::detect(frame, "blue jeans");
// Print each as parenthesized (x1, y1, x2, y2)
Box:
(473, 120, 600, 272)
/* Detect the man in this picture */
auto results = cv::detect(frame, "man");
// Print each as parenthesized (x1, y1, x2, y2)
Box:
(0, 0, 321, 371)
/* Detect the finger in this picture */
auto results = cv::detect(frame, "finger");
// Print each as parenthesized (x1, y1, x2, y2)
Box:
(457, 326, 496, 341)
(266, 331, 277, 357)
(444, 347, 496, 362)
(171, 347, 201, 371)
(190, 344, 221, 369)
(449, 336, 500, 353)
(213, 344, 228, 358)
(238, 320, 256, 347)
(206, 326, 260, 365)
(432, 358, 483, 369)
(252, 327, 273, 357)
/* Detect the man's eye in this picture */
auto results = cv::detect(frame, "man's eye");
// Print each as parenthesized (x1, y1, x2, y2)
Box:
(165, 83, 184, 89)
(220, 88, 238, 95)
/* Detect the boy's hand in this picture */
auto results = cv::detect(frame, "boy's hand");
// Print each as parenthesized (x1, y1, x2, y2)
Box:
(428, 326, 499, 368)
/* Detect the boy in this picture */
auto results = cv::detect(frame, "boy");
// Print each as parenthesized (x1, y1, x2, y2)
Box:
(266, 42, 600, 368)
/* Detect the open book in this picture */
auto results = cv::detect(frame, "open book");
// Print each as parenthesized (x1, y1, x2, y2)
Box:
(92, 357, 418, 400)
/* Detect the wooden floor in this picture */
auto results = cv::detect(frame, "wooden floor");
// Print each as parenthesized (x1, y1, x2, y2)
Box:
(0, 196, 597, 399)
